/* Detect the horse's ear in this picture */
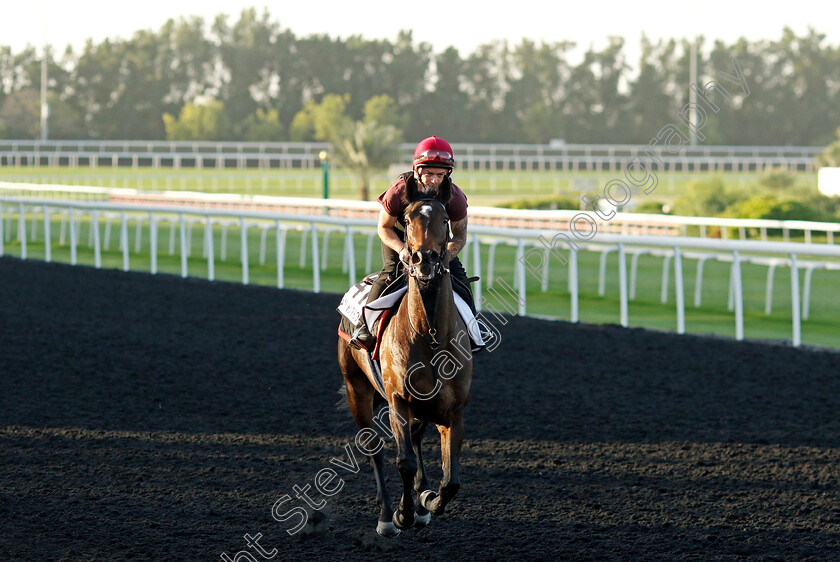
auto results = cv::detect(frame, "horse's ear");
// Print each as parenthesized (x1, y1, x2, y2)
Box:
(437, 176, 452, 206)
(401, 173, 419, 206)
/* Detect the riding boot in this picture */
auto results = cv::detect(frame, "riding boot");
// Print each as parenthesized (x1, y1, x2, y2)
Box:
(349, 321, 376, 350)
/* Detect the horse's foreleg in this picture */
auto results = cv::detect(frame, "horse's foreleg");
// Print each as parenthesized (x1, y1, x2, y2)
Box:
(421, 413, 464, 517)
(389, 397, 417, 530)
(410, 419, 432, 527)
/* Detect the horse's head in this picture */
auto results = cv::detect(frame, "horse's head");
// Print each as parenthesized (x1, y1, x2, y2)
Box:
(403, 199, 450, 285)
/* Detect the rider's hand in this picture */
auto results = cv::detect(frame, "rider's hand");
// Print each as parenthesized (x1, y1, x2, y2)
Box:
(398, 246, 411, 264)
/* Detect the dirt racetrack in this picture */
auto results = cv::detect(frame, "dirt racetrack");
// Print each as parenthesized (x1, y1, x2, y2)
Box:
(2, 256, 840, 561)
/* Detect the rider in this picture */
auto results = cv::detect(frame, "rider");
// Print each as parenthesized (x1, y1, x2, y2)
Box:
(351, 136, 475, 350)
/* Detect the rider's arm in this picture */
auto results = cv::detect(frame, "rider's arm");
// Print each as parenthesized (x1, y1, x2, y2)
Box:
(447, 216, 468, 259)
(377, 208, 410, 261)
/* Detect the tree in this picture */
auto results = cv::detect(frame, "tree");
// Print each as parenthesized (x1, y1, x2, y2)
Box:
(0, 89, 40, 138)
(363, 94, 407, 131)
(331, 120, 402, 200)
(162, 98, 230, 140)
(289, 93, 350, 141)
(236, 108, 285, 141)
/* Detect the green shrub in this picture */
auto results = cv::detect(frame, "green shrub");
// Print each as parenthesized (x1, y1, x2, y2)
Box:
(497, 195, 579, 210)
(673, 177, 742, 217)
(633, 200, 669, 214)
(721, 194, 827, 222)
(759, 168, 796, 190)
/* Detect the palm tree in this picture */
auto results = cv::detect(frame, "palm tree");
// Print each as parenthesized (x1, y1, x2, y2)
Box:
(329, 121, 402, 201)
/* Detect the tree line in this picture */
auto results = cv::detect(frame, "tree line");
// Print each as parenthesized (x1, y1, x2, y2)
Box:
(1, 8, 838, 147)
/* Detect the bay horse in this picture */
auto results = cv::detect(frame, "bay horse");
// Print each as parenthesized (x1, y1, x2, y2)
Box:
(337, 198, 473, 536)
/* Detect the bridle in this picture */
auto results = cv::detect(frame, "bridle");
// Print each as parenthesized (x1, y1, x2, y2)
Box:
(402, 198, 451, 349)
(402, 199, 451, 282)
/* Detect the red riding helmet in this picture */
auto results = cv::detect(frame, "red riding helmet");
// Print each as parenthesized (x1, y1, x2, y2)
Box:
(412, 136, 455, 171)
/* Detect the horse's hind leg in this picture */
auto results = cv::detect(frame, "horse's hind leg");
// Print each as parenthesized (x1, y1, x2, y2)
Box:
(338, 342, 399, 537)
(421, 412, 464, 517)
(411, 419, 432, 527)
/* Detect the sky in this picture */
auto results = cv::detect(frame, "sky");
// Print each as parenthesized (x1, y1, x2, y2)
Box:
(3, 0, 835, 63)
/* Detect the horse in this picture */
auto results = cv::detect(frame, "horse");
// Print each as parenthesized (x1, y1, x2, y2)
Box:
(337, 198, 473, 537)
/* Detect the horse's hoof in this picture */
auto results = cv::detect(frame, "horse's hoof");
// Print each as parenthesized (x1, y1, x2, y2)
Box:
(376, 521, 401, 537)
(419, 490, 438, 511)
(414, 511, 432, 528)
(392, 510, 414, 531)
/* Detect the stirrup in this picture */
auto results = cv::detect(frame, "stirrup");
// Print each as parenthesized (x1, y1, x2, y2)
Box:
(349, 324, 375, 351)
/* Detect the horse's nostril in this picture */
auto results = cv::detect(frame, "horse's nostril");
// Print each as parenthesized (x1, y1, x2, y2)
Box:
(412, 252, 423, 265)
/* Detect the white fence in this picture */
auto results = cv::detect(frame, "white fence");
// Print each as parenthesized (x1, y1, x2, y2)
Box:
(0, 140, 823, 172)
(3, 196, 840, 348)
(3, 181, 840, 244)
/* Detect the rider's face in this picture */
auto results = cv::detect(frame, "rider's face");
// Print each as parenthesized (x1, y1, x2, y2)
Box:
(417, 167, 448, 191)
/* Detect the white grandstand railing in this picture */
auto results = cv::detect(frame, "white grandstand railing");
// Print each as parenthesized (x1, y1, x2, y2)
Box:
(2, 196, 839, 348)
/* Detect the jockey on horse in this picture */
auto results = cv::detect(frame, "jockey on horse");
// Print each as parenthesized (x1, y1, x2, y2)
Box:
(350, 136, 477, 350)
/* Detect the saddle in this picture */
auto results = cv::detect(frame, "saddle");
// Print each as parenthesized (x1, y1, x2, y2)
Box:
(337, 271, 486, 361)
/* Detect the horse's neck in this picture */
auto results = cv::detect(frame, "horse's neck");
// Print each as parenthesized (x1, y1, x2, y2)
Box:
(405, 275, 456, 333)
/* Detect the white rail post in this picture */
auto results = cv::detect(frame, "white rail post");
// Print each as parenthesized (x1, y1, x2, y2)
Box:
(206, 215, 214, 282)
(365, 231, 376, 274)
(300, 228, 308, 268)
(764, 262, 777, 315)
(660, 253, 673, 304)
(18, 203, 26, 260)
(674, 246, 685, 334)
(43, 205, 51, 263)
(92, 209, 101, 269)
(150, 212, 158, 275)
(618, 243, 628, 327)
(802, 265, 817, 321)
(694, 255, 711, 308)
(515, 238, 527, 316)
(732, 251, 744, 340)
(790, 253, 801, 347)
(540, 245, 550, 293)
(135, 217, 143, 253)
(598, 247, 614, 297)
(472, 232, 482, 311)
(259, 225, 268, 265)
(240, 217, 248, 285)
(569, 247, 579, 323)
(321, 228, 330, 272)
(345, 226, 356, 285)
(276, 220, 286, 289)
(70, 208, 78, 265)
(180, 213, 188, 278)
(117, 210, 128, 271)
(629, 250, 644, 300)
(30, 206, 38, 241)
(311, 223, 320, 293)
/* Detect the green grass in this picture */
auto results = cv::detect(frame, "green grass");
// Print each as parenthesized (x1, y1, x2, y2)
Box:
(3, 212, 838, 350)
(0, 165, 814, 208)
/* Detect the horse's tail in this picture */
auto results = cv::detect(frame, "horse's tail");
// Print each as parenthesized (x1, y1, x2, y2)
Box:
(336, 382, 387, 412)
(335, 384, 349, 412)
